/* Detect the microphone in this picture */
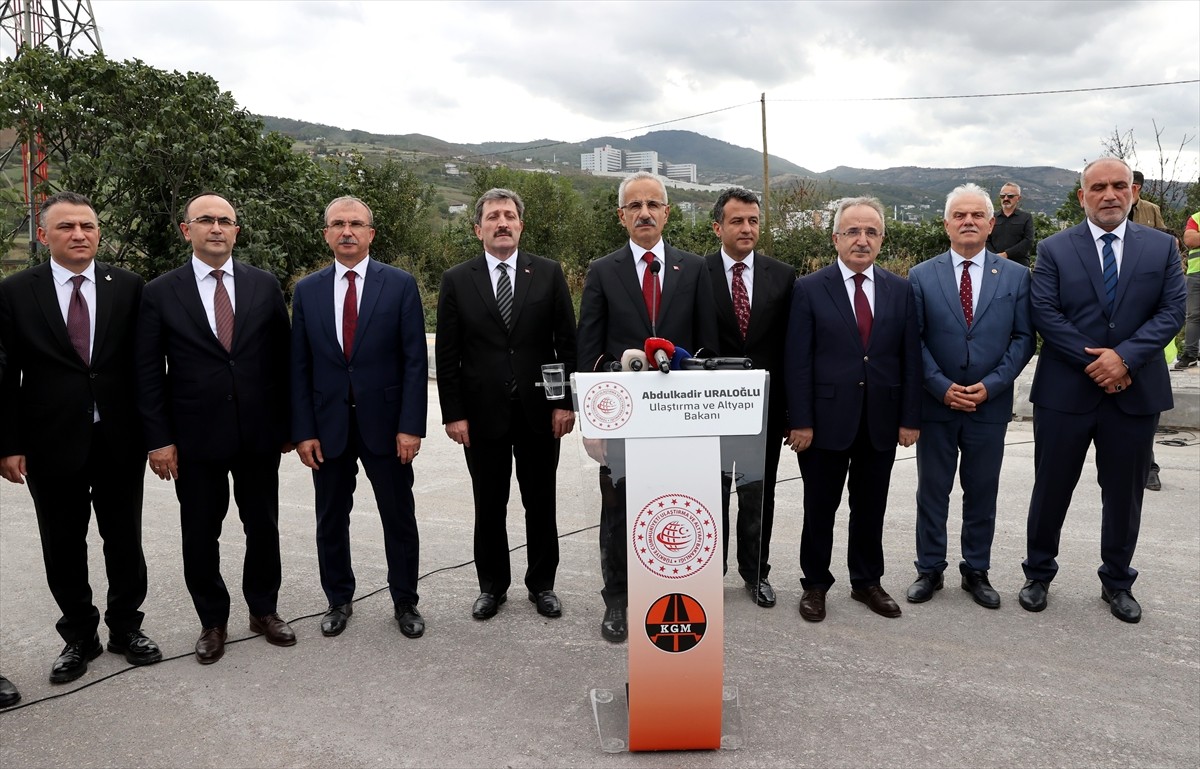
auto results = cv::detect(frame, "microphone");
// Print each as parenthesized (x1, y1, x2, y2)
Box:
(620, 349, 649, 372)
(648, 259, 661, 337)
(644, 337, 675, 373)
(679, 356, 755, 370)
(592, 353, 615, 372)
(670, 346, 691, 370)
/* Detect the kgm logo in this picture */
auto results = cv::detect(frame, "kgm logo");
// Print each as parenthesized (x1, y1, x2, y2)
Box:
(644, 593, 707, 653)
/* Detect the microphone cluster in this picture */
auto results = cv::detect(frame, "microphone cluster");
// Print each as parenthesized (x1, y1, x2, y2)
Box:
(593, 339, 752, 373)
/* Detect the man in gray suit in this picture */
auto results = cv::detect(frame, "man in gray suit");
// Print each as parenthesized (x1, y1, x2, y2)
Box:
(906, 184, 1035, 609)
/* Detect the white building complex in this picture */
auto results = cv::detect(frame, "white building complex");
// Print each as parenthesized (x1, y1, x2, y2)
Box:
(580, 145, 623, 173)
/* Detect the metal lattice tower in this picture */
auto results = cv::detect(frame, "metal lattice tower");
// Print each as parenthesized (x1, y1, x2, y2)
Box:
(1, 0, 103, 258)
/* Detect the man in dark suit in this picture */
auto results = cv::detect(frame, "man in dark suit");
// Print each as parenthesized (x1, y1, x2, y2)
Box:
(703, 187, 792, 608)
(906, 184, 1035, 609)
(436, 188, 577, 621)
(576, 171, 719, 641)
(0, 191, 160, 683)
(136, 192, 295, 664)
(292, 195, 429, 639)
(784, 196, 921, 622)
(1021, 157, 1185, 624)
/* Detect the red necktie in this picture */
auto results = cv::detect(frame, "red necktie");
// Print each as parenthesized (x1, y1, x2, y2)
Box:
(959, 261, 974, 327)
(66, 274, 90, 365)
(343, 271, 358, 360)
(641, 253, 660, 324)
(852, 272, 872, 347)
(732, 262, 750, 340)
(211, 269, 234, 352)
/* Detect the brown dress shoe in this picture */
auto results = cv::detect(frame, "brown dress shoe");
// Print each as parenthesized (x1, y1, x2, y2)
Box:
(851, 586, 902, 618)
(195, 626, 228, 665)
(250, 613, 297, 647)
(798, 588, 827, 622)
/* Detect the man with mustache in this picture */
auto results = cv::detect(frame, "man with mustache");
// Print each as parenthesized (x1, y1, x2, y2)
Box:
(291, 196, 429, 639)
(905, 184, 1034, 609)
(436, 188, 577, 622)
(784, 196, 921, 622)
(1020, 157, 1184, 623)
(986, 183, 1034, 268)
(576, 171, 719, 641)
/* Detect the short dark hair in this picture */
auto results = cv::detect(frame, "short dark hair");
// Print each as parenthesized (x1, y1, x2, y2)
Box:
(474, 188, 525, 225)
(1132, 170, 1145, 185)
(39, 191, 95, 227)
(181, 191, 236, 222)
(712, 187, 760, 223)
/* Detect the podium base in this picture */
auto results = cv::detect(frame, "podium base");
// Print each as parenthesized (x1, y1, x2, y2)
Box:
(588, 684, 745, 752)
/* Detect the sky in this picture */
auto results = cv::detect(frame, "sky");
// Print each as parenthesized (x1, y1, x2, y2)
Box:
(22, 0, 1200, 176)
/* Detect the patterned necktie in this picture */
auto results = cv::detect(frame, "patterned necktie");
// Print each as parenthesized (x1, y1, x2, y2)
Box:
(211, 269, 234, 352)
(732, 262, 750, 340)
(959, 260, 974, 327)
(852, 272, 872, 347)
(496, 262, 513, 329)
(641, 253, 660, 324)
(1101, 233, 1118, 313)
(66, 274, 90, 365)
(343, 271, 358, 360)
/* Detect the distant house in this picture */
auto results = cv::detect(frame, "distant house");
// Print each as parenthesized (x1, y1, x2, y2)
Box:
(448, 204, 468, 215)
(444, 163, 460, 176)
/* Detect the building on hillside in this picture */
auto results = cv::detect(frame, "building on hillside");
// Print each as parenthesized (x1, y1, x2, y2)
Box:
(664, 163, 697, 183)
(448, 204, 468, 215)
(623, 150, 660, 173)
(581, 145, 623, 173)
(444, 163, 460, 176)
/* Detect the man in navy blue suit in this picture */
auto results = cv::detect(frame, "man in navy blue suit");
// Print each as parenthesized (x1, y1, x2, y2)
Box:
(291, 196, 429, 639)
(1020, 157, 1185, 624)
(906, 184, 1035, 609)
(784, 196, 921, 622)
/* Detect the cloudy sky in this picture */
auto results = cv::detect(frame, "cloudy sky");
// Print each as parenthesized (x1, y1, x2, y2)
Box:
(62, 1, 1200, 175)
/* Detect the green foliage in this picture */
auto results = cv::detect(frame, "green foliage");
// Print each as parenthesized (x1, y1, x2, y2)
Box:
(1056, 180, 1084, 225)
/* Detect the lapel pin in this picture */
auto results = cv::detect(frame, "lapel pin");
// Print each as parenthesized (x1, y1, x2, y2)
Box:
(105, 274, 112, 281)
(524, 268, 531, 274)
(991, 268, 998, 274)
(672, 265, 680, 271)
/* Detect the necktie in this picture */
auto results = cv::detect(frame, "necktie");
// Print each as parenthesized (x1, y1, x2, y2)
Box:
(211, 269, 234, 352)
(343, 271, 358, 360)
(66, 274, 90, 365)
(496, 262, 513, 329)
(852, 272, 872, 348)
(1101, 233, 1118, 313)
(732, 262, 750, 340)
(641, 253, 660, 324)
(959, 260, 974, 327)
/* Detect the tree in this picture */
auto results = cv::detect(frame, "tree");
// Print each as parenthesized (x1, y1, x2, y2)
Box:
(1057, 180, 1084, 225)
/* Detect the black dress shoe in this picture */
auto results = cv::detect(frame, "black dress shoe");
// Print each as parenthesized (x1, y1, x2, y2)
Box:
(195, 626, 227, 665)
(107, 629, 164, 665)
(528, 590, 562, 618)
(1145, 468, 1161, 491)
(851, 586, 902, 618)
(1101, 586, 1142, 624)
(1018, 579, 1049, 612)
(250, 613, 297, 646)
(395, 604, 425, 638)
(906, 572, 944, 603)
(0, 675, 20, 707)
(746, 579, 777, 608)
(472, 592, 507, 620)
(321, 603, 353, 637)
(601, 606, 627, 642)
(49, 634, 103, 683)
(798, 588, 827, 622)
(960, 569, 1001, 609)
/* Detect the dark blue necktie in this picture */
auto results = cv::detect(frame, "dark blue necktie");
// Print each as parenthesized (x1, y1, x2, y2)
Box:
(1101, 233, 1118, 314)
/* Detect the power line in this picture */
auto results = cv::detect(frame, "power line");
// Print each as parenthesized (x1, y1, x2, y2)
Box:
(773, 79, 1200, 103)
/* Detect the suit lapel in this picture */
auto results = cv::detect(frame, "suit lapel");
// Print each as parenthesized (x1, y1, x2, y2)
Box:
(1113, 225, 1142, 313)
(29, 262, 78, 362)
(351, 259, 385, 359)
(230, 260, 259, 353)
(467, 254, 506, 332)
(869, 268, 891, 352)
(707, 253, 737, 333)
(822, 263, 861, 346)
(616, 246, 650, 330)
(509, 252, 533, 331)
(934, 252, 968, 332)
(170, 264, 223, 352)
(311, 265, 339, 353)
(1069, 224, 1109, 311)
(972, 252, 1002, 324)
(91, 262, 115, 363)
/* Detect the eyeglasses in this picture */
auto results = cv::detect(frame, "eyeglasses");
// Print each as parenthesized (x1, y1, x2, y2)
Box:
(837, 228, 882, 240)
(999, 194, 1018, 199)
(186, 216, 238, 228)
(326, 220, 372, 231)
(621, 200, 667, 213)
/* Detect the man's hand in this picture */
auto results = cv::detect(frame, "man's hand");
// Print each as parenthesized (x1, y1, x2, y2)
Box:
(787, 428, 814, 453)
(960, 382, 988, 405)
(0, 455, 27, 485)
(1104, 373, 1133, 395)
(1084, 347, 1128, 389)
(551, 409, 575, 439)
(943, 383, 977, 412)
(297, 439, 324, 470)
(397, 433, 421, 464)
(583, 437, 607, 465)
(445, 419, 470, 448)
(898, 427, 920, 448)
(148, 445, 179, 481)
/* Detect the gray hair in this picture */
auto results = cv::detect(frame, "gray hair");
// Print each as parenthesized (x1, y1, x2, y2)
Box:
(1081, 157, 1132, 187)
(831, 196, 886, 236)
(1000, 182, 1021, 195)
(473, 188, 525, 225)
(944, 183, 995, 220)
(617, 171, 668, 207)
(324, 195, 373, 226)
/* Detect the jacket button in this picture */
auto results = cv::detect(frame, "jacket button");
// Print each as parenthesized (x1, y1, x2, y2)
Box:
(1109, 322, 1116, 329)
(862, 356, 868, 362)
(858, 381, 865, 387)
(89, 372, 97, 379)
(226, 395, 233, 401)
(229, 360, 236, 367)
(348, 366, 354, 373)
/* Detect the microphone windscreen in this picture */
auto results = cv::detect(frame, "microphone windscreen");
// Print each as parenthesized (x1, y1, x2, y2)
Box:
(620, 349, 648, 372)
(670, 346, 691, 370)
(643, 337, 676, 361)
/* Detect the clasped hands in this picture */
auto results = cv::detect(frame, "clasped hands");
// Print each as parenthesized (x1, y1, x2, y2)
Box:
(943, 382, 988, 412)
(1084, 347, 1131, 395)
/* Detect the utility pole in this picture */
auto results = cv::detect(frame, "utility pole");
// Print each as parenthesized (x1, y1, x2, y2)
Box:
(760, 92, 771, 252)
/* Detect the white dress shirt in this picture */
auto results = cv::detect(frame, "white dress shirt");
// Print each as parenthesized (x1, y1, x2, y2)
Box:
(190, 255, 236, 337)
(485, 250, 518, 296)
(632, 239, 666, 290)
(49, 258, 99, 421)
(836, 258, 876, 320)
(1086, 219, 1128, 276)
(950, 248, 984, 316)
(721, 249, 755, 305)
(334, 257, 369, 355)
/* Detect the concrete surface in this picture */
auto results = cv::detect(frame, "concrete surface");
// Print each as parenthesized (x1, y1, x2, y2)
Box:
(1, 380, 1198, 768)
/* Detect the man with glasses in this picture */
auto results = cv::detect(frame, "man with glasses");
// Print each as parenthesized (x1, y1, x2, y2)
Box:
(136, 192, 295, 664)
(576, 171, 718, 641)
(784, 197, 921, 622)
(291, 196, 429, 640)
(986, 183, 1035, 268)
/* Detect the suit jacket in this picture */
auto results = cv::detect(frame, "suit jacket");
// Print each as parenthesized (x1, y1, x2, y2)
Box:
(435, 251, 576, 440)
(784, 262, 921, 452)
(577, 242, 719, 372)
(704, 250, 794, 435)
(1029, 221, 1185, 416)
(136, 260, 290, 462)
(291, 258, 428, 457)
(0, 260, 145, 470)
(909, 250, 1035, 424)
